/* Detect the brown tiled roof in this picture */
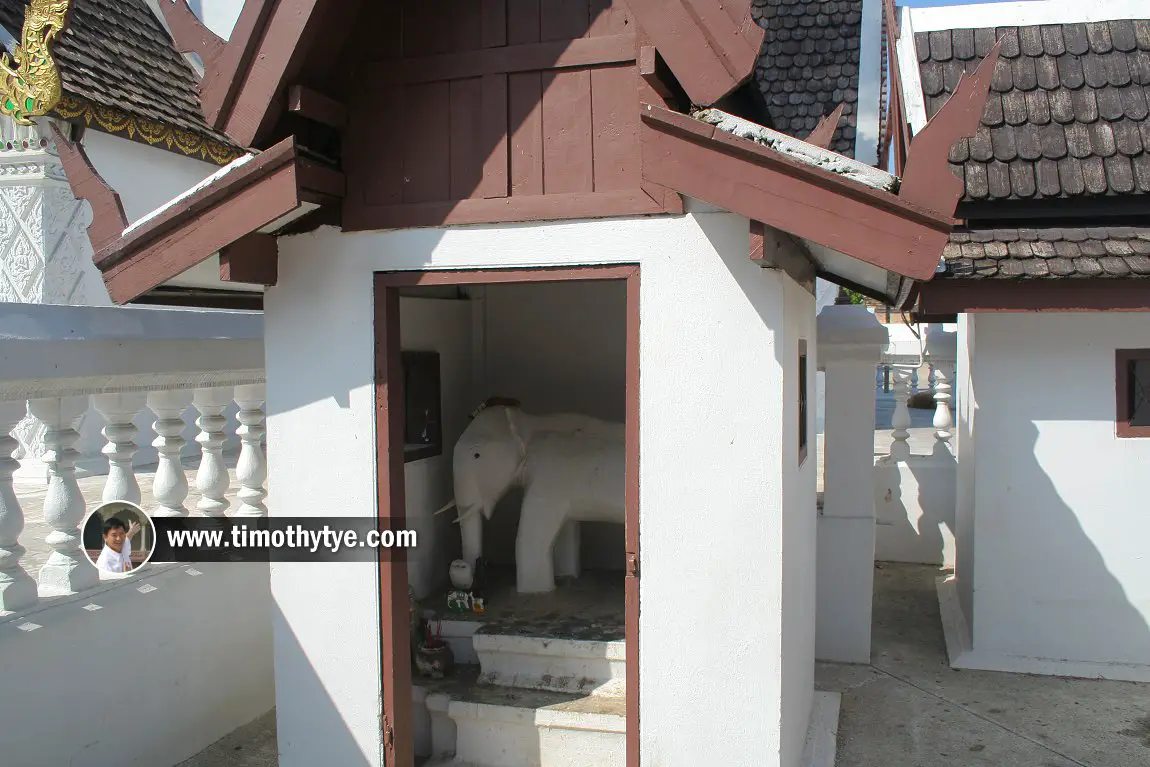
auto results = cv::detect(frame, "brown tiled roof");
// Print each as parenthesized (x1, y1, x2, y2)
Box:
(0, 0, 236, 150)
(753, 0, 862, 157)
(942, 226, 1150, 279)
(915, 20, 1150, 201)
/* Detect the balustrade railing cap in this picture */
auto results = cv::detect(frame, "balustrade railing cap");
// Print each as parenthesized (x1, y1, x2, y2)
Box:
(0, 304, 264, 400)
(817, 304, 890, 348)
(0, 303, 262, 342)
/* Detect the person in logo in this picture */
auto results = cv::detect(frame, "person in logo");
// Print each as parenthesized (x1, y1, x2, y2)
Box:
(95, 516, 140, 573)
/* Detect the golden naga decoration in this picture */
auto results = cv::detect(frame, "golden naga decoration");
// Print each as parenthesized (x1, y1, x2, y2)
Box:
(0, 0, 71, 125)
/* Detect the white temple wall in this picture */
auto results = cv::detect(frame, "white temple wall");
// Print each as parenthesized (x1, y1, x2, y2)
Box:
(953, 311, 1150, 680)
(266, 207, 814, 767)
(400, 296, 473, 599)
(779, 274, 818, 767)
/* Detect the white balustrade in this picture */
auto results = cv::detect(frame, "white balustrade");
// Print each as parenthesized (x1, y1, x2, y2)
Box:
(0, 401, 36, 611)
(194, 387, 233, 517)
(92, 393, 147, 505)
(31, 396, 98, 596)
(233, 384, 267, 518)
(0, 301, 265, 618)
(931, 361, 954, 451)
(887, 365, 915, 462)
(148, 390, 194, 518)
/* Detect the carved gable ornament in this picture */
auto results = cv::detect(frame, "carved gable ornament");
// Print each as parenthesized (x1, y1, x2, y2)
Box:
(0, 0, 71, 125)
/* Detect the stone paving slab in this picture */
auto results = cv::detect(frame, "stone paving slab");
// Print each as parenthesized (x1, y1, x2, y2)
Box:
(181, 564, 1150, 767)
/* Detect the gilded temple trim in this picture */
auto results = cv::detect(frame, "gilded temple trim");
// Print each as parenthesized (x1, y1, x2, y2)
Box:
(53, 95, 243, 165)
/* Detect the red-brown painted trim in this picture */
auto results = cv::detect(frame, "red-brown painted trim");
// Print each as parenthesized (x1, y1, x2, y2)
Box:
(366, 34, 637, 88)
(624, 268, 640, 767)
(798, 338, 809, 466)
(373, 265, 642, 767)
(899, 41, 1001, 214)
(373, 281, 414, 767)
(94, 137, 344, 304)
(197, 0, 276, 129)
(160, 0, 227, 69)
(624, 0, 764, 106)
(375, 265, 639, 288)
(806, 103, 846, 150)
(287, 85, 347, 129)
(638, 45, 677, 101)
(342, 189, 676, 232)
(220, 232, 278, 285)
(1116, 349, 1150, 438)
(883, 0, 910, 175)
(640, 104, 953, 281)
(917, 279, 1150, 314)
(204, 0, 334, 147)
(50, 125, 129, 253)
(130, 286, 263, 311)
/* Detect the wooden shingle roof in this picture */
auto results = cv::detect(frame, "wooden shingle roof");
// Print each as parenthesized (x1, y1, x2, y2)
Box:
(754, 0, 864, 156)
(942, 225, 1150, 279)
(0, 0, 240, 162)
(916, 19, 1150, 201)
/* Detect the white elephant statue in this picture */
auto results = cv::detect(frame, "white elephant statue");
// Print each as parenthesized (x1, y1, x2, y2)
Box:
(446, 401, 625, 594)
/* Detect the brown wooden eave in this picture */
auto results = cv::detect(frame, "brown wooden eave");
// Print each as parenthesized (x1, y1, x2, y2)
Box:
(94, 136, 345, 305)
(639, 104, 955, 282)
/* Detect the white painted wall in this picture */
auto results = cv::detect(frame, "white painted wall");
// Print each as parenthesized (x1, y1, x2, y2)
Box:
(0, 563, 273, 767)
(954, 314, 977, 624)
(484, 281, 626, 422)
(266, 209, 817, 767)
(955, 311, 1150, 679)
(780, 275, 817, 767)
(401, 297, 472, 599)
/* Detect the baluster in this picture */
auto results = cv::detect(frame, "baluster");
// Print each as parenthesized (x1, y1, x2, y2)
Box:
(30, 397, 97, 595)
(193, 387, 233, 517)
(92, 393, 146, 505)
(0, 401, 37, 611)
(147, 390, 192, 518)
(931, 360, 954, 453)
(233, 385, 267, 518)
(888, 366, 914, 462)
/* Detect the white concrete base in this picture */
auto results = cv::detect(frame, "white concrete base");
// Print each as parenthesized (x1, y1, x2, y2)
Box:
(937, 576, 1150, 683)
(436, 617, 484, 665)
(800, 691, 841, 767)
(874, 457, 956, 568)
(475, 633, 625, 694)
(450, 697, 625, 767)
(816, 515, 874, 664)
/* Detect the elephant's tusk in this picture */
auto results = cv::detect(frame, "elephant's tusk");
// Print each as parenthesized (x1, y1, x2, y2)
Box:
(433, 499, 457, 516)
(453, 506, 479, 525)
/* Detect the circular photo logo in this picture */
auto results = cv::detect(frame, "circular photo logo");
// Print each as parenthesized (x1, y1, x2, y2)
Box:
(82, 501, 156, 576)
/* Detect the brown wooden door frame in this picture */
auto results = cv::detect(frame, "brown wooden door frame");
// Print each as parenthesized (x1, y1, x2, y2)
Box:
(373, 265, 641, 767)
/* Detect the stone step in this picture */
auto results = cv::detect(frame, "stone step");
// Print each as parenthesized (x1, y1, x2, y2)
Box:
(445, 684, 625, 767)
(473, 632, 625, 694)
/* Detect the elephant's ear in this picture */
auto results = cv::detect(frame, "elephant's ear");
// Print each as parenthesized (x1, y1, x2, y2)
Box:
(470, 396, 521, 419)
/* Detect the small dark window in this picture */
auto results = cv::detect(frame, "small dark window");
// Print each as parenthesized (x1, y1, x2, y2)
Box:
(798, 339, 809, 464)
(403, 351, 442, 461)
(1117, 349, 1150, 438)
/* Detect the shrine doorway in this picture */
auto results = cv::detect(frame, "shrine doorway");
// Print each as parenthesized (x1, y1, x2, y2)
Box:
(373, 266, 640, 767)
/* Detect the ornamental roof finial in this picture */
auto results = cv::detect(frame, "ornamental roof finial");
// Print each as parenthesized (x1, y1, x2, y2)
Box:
(0, 0, 71, 126)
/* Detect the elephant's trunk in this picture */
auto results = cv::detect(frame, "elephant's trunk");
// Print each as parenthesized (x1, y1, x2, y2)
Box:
(460, 504, 483, 566)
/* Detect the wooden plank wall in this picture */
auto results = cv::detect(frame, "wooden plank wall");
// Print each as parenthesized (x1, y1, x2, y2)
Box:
(343, 0, 676, 230)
